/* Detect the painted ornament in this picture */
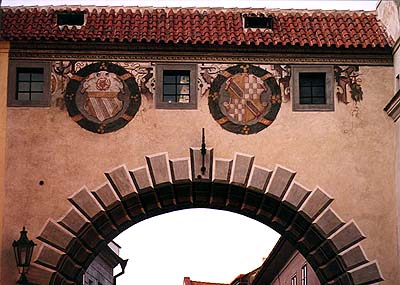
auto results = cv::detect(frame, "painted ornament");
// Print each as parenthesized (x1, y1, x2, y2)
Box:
(209, 64, 281, 135)
(65, 62, 140, 134)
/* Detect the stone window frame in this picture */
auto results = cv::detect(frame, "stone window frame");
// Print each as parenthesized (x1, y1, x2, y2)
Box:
(291, 65, 334, 112)
(7, 60, 51, 107)
(155, 63, 198, 110)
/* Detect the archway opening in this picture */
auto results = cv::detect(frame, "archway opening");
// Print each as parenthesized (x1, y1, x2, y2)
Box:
(112, 208, 280, 285)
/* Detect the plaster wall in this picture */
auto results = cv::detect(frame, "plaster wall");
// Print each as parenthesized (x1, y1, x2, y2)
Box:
(0, 41, 9, 285)
(1, 64, 397, 284)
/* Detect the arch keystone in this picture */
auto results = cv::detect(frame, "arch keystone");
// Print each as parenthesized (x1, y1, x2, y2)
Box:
(190, 147, 213, 180)
(299, 187, 333, 221)
(170, 157, 191, 182)
(266, 165, 296, 199)
(213, 158, 233, 183)
(348, 261, 384, 284)
(146, 152, 173, 185)
(329, 220, 366, 253)
(105, 165, 137, 198)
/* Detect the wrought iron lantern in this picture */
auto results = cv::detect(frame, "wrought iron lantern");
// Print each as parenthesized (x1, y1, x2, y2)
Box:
(12, 227, 36, 284)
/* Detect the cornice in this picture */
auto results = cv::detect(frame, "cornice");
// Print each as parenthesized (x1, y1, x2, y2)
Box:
(8, 50, 393, 66)
(384, 89, 400, 122)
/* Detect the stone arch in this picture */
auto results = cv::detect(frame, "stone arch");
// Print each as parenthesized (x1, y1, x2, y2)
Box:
(29, 148, 383, 285)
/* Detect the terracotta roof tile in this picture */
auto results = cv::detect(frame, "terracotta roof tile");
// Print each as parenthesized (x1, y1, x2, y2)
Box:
(0, 6, 393, 48)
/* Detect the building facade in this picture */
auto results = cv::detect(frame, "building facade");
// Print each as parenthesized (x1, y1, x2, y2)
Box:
(0, 4, 397, 285)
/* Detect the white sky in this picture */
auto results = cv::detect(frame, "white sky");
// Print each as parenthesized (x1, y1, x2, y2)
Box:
(1, 1, 378, 285)
(1, 0, 378, 10)
(114, 209, 280, 285)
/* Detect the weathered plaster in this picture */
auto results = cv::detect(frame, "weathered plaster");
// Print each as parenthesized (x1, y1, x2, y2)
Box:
(0, 41, 9, 285)
(2, 65, 397, 284)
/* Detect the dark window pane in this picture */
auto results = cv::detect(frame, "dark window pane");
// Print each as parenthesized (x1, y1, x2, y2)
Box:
(164, 75, 176, 83)
(313, 97, 325, 104)
(18, 82, 30, 92)
(312, 86, 325, 98)
(163, 95, 176, 103)
(31, 72, 44, 81)
(17, 92, 30, 101)
(31, 82, 43, 92)
(18, 73, 30, 81)
(31, 92, 44, 101)
(299, 72, 326, 105)
(300, 97, 312, 104)
(164, 85, 176, 95)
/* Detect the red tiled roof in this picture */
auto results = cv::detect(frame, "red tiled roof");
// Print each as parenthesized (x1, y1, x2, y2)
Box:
(0, 6, 392, 48)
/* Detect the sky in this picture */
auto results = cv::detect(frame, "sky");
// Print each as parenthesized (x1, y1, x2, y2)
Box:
(114, 209, 280, 285)
(1, 0, 378, 10)
(1, 0, 378, 285)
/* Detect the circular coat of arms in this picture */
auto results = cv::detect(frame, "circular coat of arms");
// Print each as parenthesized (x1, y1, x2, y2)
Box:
(208, 64, 281, 135)
(65, 62, 140, 134)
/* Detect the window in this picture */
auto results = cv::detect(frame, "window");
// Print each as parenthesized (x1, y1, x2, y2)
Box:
(292, 65, 334, 111)
(8, 61, 51, 107)
(57, 11, 85, 26)
(291, 274, 297, 285)
(156, 64, 197, 109)
(301, 264, 307, 285)
(244, 16, 273, 29)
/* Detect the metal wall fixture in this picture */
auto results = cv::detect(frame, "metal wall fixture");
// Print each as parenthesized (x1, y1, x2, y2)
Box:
(12, 227, 36, 285)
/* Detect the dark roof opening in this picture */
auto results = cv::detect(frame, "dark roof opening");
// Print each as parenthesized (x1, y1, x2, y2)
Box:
(57, 11, 85, 26)
(244, 16, 273, 29)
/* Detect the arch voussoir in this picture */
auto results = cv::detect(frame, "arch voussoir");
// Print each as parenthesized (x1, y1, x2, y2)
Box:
(91, 183, 131, 231)
(105, 165, 146, 222)
(31, 149, 384, 285)
(146, 153, 177, 209)
(29, 263, 74, 285)
(170, 157, 193, 206)
(226, 153, 255, 210)
(58, 207, 104, 251)
(37, 220, 92, 269)
(68, 187, 119, 240)
(240, 165, 272, 217)
(35, 244, 82, 282)
(271, 182, 310, 233)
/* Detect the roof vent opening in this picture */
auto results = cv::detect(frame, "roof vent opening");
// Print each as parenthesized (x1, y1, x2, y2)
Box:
(244, 16, 273, 30)
(57, 11, 85, 26)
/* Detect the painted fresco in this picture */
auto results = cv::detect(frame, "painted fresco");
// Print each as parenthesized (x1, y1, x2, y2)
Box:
(208, 64, 282, 135)
(64, 62, 141, 134)
(50, 61, 364, 134)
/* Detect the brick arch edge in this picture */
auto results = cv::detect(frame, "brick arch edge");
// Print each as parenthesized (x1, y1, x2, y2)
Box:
(29, 148, 383, 285)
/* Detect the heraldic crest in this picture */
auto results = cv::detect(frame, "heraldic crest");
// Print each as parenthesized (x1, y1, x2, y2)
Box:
(65, 62, 140, 134)
(208, 64, 282, 135)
